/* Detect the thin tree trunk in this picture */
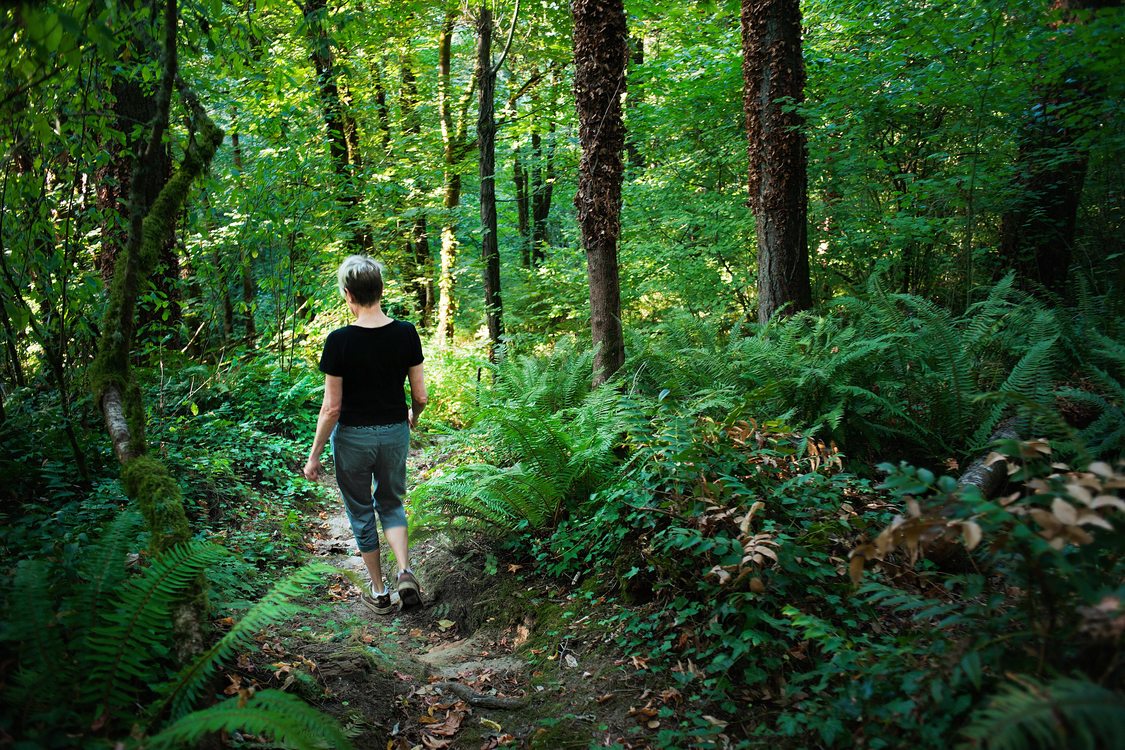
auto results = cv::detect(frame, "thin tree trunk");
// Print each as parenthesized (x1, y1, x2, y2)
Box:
(230, 117, 256, 343)
(573, 0, 627, 385)
(530, 120, 555, 266)
(372, 63, 391, 153)
(514, 149, 530, 267)
(401, 56, 434, 326)
(436, 10, 474, 347)
(477, 5, 503, 357)
(741, 0, 811, 324)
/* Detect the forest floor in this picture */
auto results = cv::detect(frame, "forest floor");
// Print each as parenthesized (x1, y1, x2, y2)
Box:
(243, 454, 671, 750)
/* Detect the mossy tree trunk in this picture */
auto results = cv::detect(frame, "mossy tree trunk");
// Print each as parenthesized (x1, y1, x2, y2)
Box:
(90, 0, 224, 662)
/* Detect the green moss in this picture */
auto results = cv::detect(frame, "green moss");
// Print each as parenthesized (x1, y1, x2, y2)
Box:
(121, 455, 190, 553)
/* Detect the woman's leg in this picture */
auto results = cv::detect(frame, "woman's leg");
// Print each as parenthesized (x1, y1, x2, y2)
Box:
(371, 422, 414, 581)
(332, 426, 385, 588)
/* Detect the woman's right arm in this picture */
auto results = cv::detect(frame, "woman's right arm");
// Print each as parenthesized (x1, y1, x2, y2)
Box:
(304, 375, 342, 480)
(407, 363, 427, 428)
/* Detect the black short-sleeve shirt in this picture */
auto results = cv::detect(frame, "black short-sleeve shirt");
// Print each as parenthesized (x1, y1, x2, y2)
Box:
(318, 320, 424, 426)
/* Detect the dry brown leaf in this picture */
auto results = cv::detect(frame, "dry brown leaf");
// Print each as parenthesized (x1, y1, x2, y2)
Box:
(962, 521, 983, 551)
(1052, 498, 1078, 526)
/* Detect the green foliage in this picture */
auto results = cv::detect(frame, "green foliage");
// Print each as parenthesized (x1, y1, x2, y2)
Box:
(148, 689, 354, 750)
(157, 562, 338, 721)
(960, 675, 1125, 750)
(0, 510, 349, 748)
(625, 277, 1123, 464)
(415, 342, 627, 531)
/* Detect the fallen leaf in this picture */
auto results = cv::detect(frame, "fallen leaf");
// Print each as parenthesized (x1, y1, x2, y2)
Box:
(564, 654, 578, 668)
(479, 718, 502, 732)
(437, 619, 456, 632)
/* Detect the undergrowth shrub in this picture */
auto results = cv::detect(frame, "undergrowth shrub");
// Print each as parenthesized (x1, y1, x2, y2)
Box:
(414, 340, 632, 531)
(412, 280, 1125, 748)
(624, 275, 1124, 465)
(0, 509, 351, 748)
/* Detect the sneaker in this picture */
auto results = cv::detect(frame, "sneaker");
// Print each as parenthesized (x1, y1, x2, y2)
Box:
(361, 582, 394, 615)
(397, 569, 422, 609)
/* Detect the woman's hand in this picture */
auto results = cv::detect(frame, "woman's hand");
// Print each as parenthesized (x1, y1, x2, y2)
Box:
(303, 457, 322, 481)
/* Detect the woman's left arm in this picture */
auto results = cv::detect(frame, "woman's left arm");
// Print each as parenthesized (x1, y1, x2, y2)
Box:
(304, 375, 343, 480)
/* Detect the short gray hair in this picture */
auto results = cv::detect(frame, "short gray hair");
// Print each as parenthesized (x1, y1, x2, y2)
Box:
(336, 255, 384, 306)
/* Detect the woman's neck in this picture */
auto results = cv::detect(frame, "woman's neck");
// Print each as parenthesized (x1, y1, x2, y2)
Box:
(352, 303, 391, 328)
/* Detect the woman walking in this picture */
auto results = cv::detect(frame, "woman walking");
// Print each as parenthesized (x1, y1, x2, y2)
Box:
(304, 255, 427, 614)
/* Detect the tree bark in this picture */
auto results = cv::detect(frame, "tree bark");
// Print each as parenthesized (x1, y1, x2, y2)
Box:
(301, 0, 367, 250)
(436, 10, 475, 347)
(573, 0, 627, 385)
(530, 120, 555, 266)
(477, 5, 503, 358)
(514, 149, 531, 267)
(401, 56, 434, 326)
(741, 0, 812, 324)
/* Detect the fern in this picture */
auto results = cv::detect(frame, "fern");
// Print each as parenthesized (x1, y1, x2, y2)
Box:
(419, 344, 627, 531)
(960, 675, 1125, 750)
(84, 540, 230, 719)
(74, 509, 145, 633)
(1, 559, 70, 711)
(146, 689, 354, 750)
(157, 562, 336, 721)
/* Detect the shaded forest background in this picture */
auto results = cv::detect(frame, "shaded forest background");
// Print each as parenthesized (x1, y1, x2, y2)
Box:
(1, 0, 1124, 748)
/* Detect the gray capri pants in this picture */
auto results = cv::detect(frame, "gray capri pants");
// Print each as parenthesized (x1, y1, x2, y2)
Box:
(330, 421, 410, 552)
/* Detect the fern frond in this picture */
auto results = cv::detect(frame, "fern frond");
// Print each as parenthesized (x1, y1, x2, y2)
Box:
(1, 559, 69, 708)
(959, 675, 1125, 750)
(84, 541, 229, 719)
(158, 562, 335, 721)
(147, 689, 353, 750)
(75, 509, 145, 633)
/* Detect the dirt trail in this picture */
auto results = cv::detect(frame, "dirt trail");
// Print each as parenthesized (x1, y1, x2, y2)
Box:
(286, 464, 656, 749)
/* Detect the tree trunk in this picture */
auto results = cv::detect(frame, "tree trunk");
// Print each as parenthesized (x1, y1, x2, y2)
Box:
(372, 63, 391, 153)
(90, 0, 223, 663)
(530, 121, 555, 266)
(401, 56, 434, 326)
(573, 0, 627, 385)
(741, 0, 811, 324)
(230, 115, 256, 344)
(477, 5, 503, 358)
(301, 0, 367, 250)
(514, 149, 531, 267)
(999, 0, 1118, 296)
(95, 0, 180, 339)
(436, 10, 474, 347)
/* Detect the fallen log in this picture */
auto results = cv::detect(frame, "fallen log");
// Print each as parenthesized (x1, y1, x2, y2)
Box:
(957, 418, 1020, 498)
